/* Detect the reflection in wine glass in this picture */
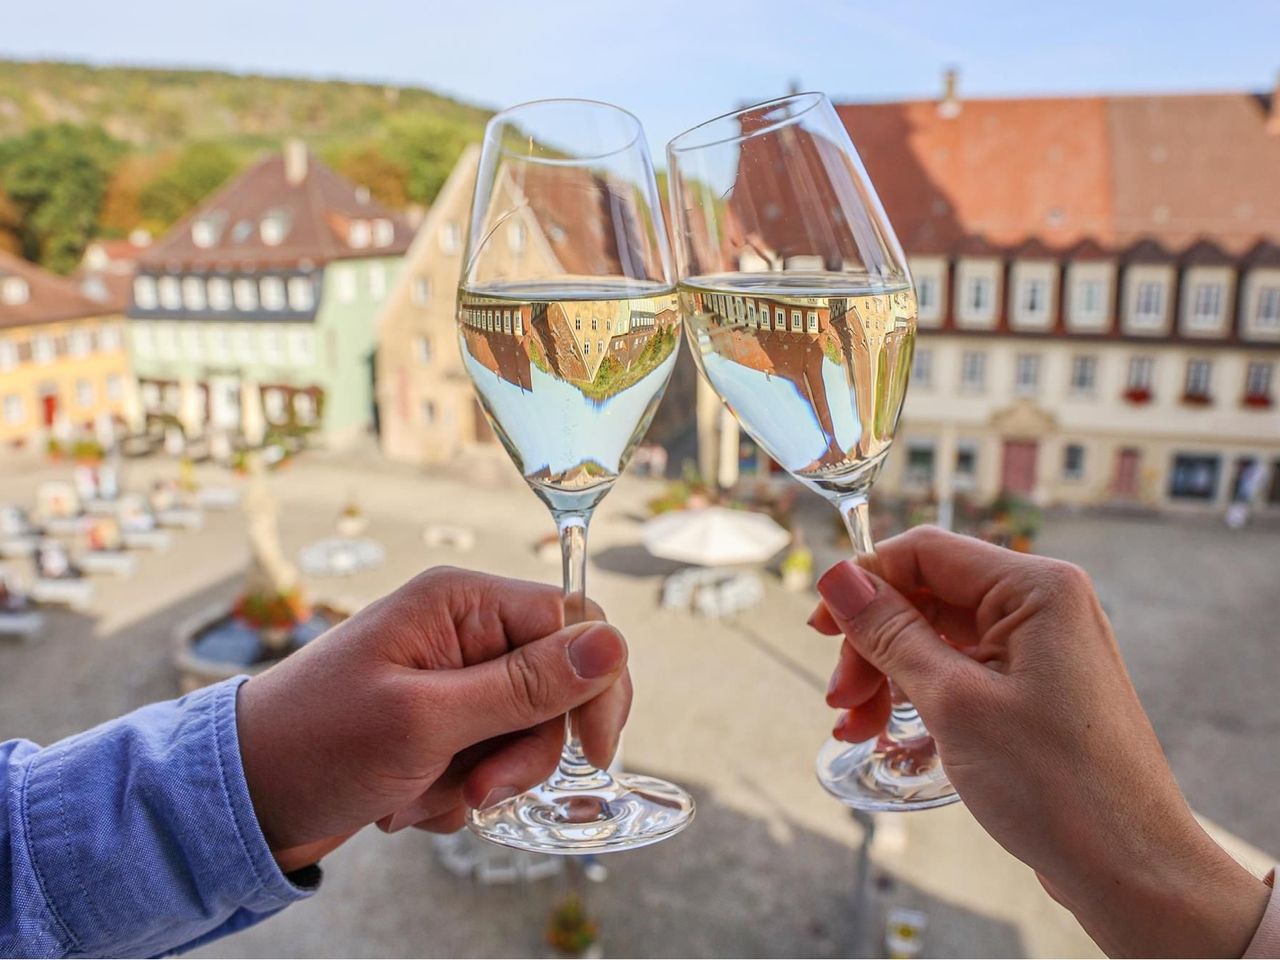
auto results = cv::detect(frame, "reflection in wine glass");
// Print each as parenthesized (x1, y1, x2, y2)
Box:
(668, 93, 960, 811)
(457, 99, 694, 853)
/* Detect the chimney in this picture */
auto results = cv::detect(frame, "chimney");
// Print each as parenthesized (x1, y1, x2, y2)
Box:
(1268, 70, 1280, 135)
(283, 138, 308, 185)
(938, 67, 961, 119)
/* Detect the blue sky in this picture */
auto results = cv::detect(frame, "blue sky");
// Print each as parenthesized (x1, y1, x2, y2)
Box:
(6, 0, 1280, 157)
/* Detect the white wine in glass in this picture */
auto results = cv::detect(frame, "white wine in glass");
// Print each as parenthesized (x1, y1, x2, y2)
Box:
(668, 93, 959, 811)
(458, 99, 695, 853)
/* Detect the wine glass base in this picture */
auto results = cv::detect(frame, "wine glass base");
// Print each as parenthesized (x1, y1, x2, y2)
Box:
(467, 773, 695, 854)
(815, 734, 960, 812)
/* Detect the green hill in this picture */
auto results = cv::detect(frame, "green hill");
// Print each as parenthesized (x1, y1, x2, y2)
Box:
(0, 60, 493, 271)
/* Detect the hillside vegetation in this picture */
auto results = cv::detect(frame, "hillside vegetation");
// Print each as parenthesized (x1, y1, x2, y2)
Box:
(0, 60, 492, 271)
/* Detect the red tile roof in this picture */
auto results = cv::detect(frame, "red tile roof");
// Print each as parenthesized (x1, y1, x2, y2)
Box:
(139, 148, 413, 270)
(0, 249, 113, 330)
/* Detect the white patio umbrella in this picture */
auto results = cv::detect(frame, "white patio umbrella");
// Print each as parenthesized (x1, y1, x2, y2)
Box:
(642, 506, 790, 567)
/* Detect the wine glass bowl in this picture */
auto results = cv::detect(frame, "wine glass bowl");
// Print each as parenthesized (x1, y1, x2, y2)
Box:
(667, 93, 959, 811)
(457, 98, 695, 853)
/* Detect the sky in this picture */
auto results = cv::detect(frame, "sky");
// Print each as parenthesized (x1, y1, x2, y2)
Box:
(6, 0, 1280, 158)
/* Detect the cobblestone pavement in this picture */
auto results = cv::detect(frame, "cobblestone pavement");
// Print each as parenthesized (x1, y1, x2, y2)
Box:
(1, 450, 1274, 958)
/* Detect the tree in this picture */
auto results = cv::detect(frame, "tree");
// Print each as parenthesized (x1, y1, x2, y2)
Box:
(139, 142, 239, 227)
(0, 124, 122, 273)
(333, 146, 409, 208)
(381, 114, 477, 205)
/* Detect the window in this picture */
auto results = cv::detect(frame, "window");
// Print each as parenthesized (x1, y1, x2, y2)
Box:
(68, 329, 92, 358)
(1014, 354, 1040, 395)
(373, 218, 394, 247)
(1076, 279, 1104, 318)
(584, 340, 591, 356)
(503, 311, 512, 335)
(75, 378, 94, 408)
(955, 445, 978, 489)
(263, 389, 286, 422)
(508, 220, 526, 253)
(133, 276, 158, 309)
(421, 399, 437, 424)
(1190, 283, 1223, 327)
(178, 276, 205, 312)
(294, 392, 317, 425)
(966, 277, 992, 313)
(263, 328, 286, 365)
(790, 310, 802, 332)
(0, 339, 16, 371)
(1020, 279, 1049, 316)
(335, 267, 357, 304)
(288, 276, 315, 311)
(192, 216, 222, 248)
(1185, 359, 1212, 398)
(414, 336, 432, 364)
(575, 315, 582, 331)
(1245, 361, 1272, 399)
(207, 277, 232, 311)
(31, 335, 55, 365)
(155, 324, 178, 359)
(368, 265, 387, 300)
(1127, 356, 1154, 392)
(348, 220, 371, 249)
(1, 277, 29, 305)
(440, 222, 461, 254)
(99, 325, 122, 352)
(134, 324, 154, 357)
(208, 327, 231, 362)
(3, 394, 22, 425)
(261, 277, 286, 311)
(775, 306, 785, 331)
(1133, 281, 1164, 325)
(180, 325, 202, 360)
(234, 327, 256, 363)
(960, 351, 986, 390)
(158, 276, 181, 310)
(1063, 443, 1086, 480)
(1169, 454, 1220, 500)
(911, 347, 932, 386)
(916, 276, 938, 313)
(905, 444, 935, 487)
(514, 311, 524, 337)
(1258, 287, 1280, 328)
(411, 277, 431, 306)
(1070, 355, 1097, 394)
(233, 278, 259, 311)
(290, 329, 316, 366)
(106, 374, 122, 402)
(806, 310, 819, 333)
(140, 382, 161, 410)
(596, 340, 604, 356)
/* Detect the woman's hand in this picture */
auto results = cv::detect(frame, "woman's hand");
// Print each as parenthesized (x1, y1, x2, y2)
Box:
(236, 567, 631, 872)
(810, 526, 1268, 958)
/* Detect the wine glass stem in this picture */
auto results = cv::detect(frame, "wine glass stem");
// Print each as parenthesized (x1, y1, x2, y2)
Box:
(835, 491, 920, 722)
(553, 511, 611, 785)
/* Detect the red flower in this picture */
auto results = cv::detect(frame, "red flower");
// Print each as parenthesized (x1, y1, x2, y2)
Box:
(1243, 393, 1273, 409)
(1123, 387, 1152, 405)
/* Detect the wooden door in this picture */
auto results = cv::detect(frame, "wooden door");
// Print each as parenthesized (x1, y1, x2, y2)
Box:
(1112, 448, 1141, 498)
(1001, 440, 1038, 495)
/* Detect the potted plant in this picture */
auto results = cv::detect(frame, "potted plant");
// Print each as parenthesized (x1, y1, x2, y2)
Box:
(546, 894, 601, 959)
(234, 587, 311, 655)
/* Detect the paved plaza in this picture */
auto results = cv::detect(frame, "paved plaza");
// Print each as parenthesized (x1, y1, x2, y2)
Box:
(0, 450, 1275, 958)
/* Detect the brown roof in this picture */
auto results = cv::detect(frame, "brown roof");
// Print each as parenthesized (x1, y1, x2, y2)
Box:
(1179, 238, 1234, 265)
(0, 249, 112, 330)
(139, 149, 413, 270)
(1122, 237, 1174, 263)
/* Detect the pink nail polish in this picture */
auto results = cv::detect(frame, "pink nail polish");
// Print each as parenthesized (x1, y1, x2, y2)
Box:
(817, 561, 877, 620)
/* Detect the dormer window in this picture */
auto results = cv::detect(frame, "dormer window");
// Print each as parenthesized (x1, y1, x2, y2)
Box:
(207, 277, 232, 311)
(233, 278, 259, 311)
(288, 276, 315, 311)
(1, 276, 29, 306)
(1010, 260, 1056, 331)
(133, 276, 158, 309)
(1258, 287, 1280, 329)
(349, 220, 371, 249)
(182, 276, 207, 311)
(372, 218, 394, 247)
(158, 276, 181, 310)
(260, 276, 286, 311)
(191, 215, 224, 249)
(955, 259, 1000, 328)
(231, 219, 254, 243)
(909, 257, 947, 327)
(260, 210, 291, 247)
(1134, 283, 1162, 322)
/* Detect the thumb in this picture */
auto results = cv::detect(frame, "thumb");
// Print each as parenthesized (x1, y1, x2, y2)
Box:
(816, 559, 971, 708)
(431, 620, 627, 750)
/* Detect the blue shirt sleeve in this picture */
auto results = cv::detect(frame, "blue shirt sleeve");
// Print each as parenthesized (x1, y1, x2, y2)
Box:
(1, 676, 317, 958)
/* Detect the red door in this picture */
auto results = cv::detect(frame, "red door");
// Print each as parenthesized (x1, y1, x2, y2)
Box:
(40, 392, 58, 428)
(1001, 440, 1038, 495)
(1112, 448, 1141, 498)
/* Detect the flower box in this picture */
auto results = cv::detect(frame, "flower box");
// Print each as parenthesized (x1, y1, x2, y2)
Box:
(1180, 392, 1213, 407)
(1123, 387, 1152, 405)
(1242, 393, 1273, 409)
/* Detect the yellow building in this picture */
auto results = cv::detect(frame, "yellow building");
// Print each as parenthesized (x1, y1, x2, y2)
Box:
(0, 250, 132, 452)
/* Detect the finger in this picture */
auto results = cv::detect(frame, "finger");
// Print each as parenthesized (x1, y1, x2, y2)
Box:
(817, 559, 982, 710)
(429, 620, 628, 751)
(873, 526, 1029, 610)
(832, 681, 892, 743)
(577, 668, 632, 769)
(461, 718, 563, 809)
(415, 805, 468, 834)
(807, 602, 841, 635)
(827, 641, 885, 709)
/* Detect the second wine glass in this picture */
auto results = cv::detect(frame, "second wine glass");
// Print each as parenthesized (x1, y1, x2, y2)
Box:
(458, 98, 695, 852)
(667, 92, 959, 811)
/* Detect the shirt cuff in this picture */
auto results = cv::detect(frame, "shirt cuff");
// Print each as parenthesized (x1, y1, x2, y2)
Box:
(21, 676, 316, 957)
(1244, 868, 1279, 959)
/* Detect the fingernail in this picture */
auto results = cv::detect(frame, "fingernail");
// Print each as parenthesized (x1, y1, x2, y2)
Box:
(568, 623, 625, 679)
(806, 607, 823, 629)
(386, 810, 415, 834)
(817, 561, 877, 620)
(827, 669, 840, 697)
(832, 709, 850, 738)
(479, 786, 517, 810)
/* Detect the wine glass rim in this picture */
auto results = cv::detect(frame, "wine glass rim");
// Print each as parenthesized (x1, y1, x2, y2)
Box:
(484, 97, 646, 166)
(667, 91, 828, 155)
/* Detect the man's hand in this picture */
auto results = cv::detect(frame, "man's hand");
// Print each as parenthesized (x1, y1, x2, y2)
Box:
(235, 567, 631, 871)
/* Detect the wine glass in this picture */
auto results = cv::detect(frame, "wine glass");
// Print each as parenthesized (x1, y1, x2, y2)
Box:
(666, 92, 959, 811)
(457, 98, 695, 852)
